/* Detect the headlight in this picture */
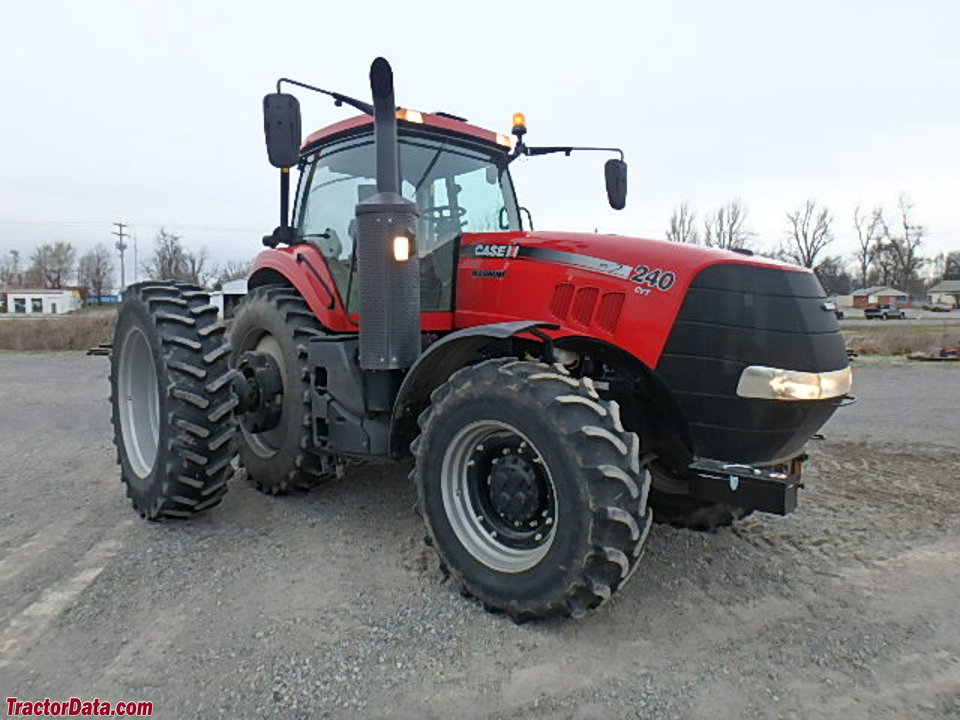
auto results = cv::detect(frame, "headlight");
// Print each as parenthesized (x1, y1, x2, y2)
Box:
(736, 365, 852, 401)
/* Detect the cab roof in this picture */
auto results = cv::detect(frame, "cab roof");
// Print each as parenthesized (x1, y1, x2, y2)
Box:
(301, 110, 512, 154)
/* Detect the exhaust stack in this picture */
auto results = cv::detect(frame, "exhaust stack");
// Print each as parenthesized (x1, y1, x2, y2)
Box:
(355, 57, 421, 372)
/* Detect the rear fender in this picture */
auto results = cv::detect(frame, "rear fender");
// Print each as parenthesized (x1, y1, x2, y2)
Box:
(248, 246, 356, 333)
(389, 321, 557, 456)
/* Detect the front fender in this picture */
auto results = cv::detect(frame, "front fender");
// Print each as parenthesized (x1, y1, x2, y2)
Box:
(248, 246, 356, 333)
(389, 320, 557, 456)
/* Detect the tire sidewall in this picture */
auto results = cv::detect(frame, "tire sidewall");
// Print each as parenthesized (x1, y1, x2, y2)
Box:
(112, 293, 170, 503)
(419, 388, 592, 606)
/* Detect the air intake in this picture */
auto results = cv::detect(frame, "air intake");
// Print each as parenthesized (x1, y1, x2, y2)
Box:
(571, 287, 600, 326)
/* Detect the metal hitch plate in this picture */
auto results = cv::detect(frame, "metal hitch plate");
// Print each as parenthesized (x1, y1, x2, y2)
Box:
(686, 458, 800, 515)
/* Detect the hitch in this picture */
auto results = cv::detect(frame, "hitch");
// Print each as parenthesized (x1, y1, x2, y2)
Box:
(687, 457, 804, 515)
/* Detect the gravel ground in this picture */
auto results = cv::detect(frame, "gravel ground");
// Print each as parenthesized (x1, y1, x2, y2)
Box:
(1, 352, 958, 719)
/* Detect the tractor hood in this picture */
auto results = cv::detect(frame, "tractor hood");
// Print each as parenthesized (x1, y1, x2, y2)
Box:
(456, 229, 814, 372)
(498, 230, 799, 279)
(457, 228, 847, 466)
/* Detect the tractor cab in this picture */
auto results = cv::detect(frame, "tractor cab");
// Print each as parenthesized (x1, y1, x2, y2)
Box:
(293, 114, 520, 312)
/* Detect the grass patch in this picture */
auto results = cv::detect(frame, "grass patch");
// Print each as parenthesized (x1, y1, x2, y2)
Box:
(0, 312, 115, 351)
(843, 324, 960, 355)
(850, 353, 960, 369)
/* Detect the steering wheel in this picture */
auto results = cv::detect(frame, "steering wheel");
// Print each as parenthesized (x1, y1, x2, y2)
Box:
(420, 204, 467, 225)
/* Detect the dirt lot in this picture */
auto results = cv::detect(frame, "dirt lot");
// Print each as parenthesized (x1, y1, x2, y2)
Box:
(0, 353, 958, 719)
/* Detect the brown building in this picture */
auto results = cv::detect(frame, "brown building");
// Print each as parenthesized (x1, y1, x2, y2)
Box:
(851, 285, 910, 309)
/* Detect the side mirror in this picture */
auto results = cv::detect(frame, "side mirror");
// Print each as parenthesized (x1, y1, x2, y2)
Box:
(263, 93, 302, 168)
(604, 159, 627, 210)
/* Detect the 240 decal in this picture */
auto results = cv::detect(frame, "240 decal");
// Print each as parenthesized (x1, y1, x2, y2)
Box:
(630, 265, 677, 294)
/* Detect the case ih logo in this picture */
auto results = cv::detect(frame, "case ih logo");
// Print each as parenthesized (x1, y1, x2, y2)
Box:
(469, 243, 520, 259)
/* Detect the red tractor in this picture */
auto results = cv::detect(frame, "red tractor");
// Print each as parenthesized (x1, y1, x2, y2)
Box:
(110, 58, 851, 619)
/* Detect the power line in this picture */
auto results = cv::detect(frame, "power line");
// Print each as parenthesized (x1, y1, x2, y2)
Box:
(0, 218, 263, 234)
(113, 222, 128, 288)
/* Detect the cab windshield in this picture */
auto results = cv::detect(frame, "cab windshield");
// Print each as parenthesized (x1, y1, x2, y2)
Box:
(295, 131, 520, 311)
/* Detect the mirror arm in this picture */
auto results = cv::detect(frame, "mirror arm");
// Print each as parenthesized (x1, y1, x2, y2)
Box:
(524, 145, 625, 161)
(507, 144, 624, 165)
(280, 167, 291, 229)
(276, 77, 374, 115)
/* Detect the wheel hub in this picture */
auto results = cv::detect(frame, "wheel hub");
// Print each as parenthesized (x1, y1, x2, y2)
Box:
(234, 350, 283, 433)
(441, 422, 558, 573)
(489, 455, 541, 524)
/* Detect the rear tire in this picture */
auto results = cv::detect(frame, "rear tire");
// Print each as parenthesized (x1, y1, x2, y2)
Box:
(110, 282, 237, 519)
(413, 359, 652, 619)
(229, 284, 333, 494)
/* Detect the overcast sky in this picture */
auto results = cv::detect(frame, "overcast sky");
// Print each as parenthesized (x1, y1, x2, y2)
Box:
(1, 0, 957, 280)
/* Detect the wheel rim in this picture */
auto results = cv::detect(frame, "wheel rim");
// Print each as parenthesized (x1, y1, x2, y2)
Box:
(441, 420, 557, 573)
(118, 325, 160, 480)
(240, 332, 287, 458)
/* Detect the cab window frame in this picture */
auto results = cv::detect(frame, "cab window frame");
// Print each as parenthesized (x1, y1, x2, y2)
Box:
(292, 126, 520, 313)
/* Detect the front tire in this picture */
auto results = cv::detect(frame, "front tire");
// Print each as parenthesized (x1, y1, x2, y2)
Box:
(413, 359, 652, 619)
(110, 283, 237, 519)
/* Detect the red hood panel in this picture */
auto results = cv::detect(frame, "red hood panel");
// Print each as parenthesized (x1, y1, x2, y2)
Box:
(454, 231, 809, 367)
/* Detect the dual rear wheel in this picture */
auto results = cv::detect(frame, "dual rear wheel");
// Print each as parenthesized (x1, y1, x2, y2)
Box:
(111, 285, 656, 617)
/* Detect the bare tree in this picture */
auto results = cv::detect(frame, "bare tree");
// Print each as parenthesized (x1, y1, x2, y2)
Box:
(77, 244, 115, 304)
(216, 260, 251, 284)
(0, 249, 24, 285)
(703, 199, 752, 250)
(813, 255, 853, 295)
(666, 202, 700, 244)
(186, 247, 211, 287)
(29, 242, 76, 288)
(853, 205, 885, 288)
(944, 251, 960, 281)
(144, 228, 213, 287)
(880, 195, 926, 291)
(780, 200, 834, 269)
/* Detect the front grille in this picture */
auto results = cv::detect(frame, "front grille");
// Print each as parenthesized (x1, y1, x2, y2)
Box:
(656, 263, 848, 463)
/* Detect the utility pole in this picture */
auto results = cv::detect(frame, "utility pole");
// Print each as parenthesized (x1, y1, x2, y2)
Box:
(132, 233, 138, 285)
(113, 222, 128, 288)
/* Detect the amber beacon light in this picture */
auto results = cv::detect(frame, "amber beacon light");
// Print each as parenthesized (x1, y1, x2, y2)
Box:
(511, 112, 527, 139)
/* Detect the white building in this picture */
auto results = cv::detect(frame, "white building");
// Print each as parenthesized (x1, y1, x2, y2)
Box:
(5, 288, 81, 314)
(210, 278, 247, 318)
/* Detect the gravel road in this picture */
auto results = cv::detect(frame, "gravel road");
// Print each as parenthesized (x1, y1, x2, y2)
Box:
(1, 352, 958, 719)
